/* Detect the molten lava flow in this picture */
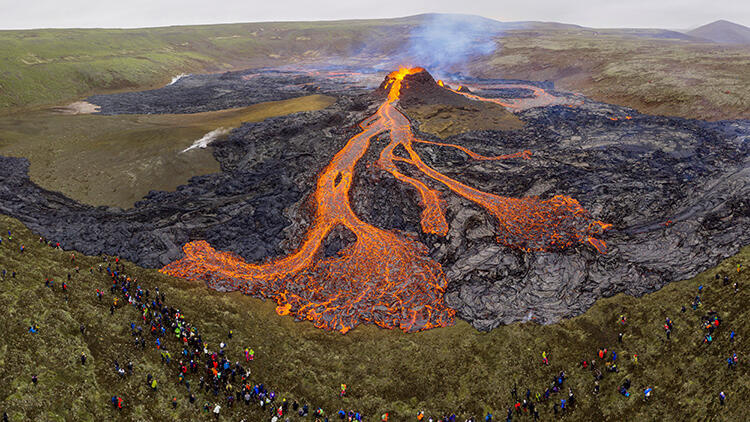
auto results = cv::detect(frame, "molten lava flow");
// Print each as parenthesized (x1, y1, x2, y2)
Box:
(162, 67, 610, 333)
(384, 67, 424, 102)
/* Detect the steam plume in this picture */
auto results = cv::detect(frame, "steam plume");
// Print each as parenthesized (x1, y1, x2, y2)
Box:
(168, 73, 189, 86)
(181, 128, 230, 153)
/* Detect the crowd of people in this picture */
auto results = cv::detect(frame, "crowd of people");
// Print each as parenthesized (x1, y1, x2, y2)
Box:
(99, 255, 364, 421)
(0, 227, 744, 420)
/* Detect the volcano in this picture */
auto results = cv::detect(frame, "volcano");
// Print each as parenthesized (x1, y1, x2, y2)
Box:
(377, 68, 470, 107)
(1, 66, 747, 332)
(159, 68, 608, 333)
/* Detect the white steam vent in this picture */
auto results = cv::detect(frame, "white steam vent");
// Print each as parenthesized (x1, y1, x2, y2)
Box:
(181, 128, 231, 153)
(168, 73, 189, 85)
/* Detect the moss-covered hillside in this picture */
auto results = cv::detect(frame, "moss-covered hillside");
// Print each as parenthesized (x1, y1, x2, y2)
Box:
(0, 214, 747, 420)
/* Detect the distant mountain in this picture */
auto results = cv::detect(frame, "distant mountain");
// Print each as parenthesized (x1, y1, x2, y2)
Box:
(390, 13, 582, 32)
(686, 20, 750, 44)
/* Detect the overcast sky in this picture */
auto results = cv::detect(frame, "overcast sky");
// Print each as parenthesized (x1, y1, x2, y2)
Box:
(0, 0, 747, 30)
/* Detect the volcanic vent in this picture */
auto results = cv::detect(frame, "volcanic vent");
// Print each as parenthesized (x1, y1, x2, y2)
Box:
(376, 67, 469, 107)
(160, 68, 610, 334)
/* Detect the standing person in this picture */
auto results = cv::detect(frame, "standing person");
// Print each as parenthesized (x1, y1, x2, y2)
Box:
(213, 403, 221, 419)
(81, 353, 87, 365)
(719, 391, 726, 405)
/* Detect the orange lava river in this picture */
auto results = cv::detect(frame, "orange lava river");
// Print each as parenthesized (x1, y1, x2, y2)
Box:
(161, 68, 611, 333)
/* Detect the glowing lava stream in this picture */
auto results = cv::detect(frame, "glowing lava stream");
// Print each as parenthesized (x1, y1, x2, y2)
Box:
(162, 68, 610, 334)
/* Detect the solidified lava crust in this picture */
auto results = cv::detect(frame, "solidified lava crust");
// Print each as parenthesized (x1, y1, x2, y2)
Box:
(1, 66, 748, 332)
(159, 68, 608, 333)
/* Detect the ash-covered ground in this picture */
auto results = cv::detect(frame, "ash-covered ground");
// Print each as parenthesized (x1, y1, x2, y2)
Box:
(1, 67, 748, 331)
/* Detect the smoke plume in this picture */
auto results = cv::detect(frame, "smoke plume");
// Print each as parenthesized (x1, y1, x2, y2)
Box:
(403, 14, 504, 74)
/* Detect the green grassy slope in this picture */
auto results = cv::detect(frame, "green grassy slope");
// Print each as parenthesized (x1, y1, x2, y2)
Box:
(476, 29, 750, 121)
(0, 214, 747, 420)
(0, 18, 419, 112)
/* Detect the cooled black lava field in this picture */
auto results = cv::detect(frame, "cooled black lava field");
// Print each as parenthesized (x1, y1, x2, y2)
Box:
(1, 67, 748, 331)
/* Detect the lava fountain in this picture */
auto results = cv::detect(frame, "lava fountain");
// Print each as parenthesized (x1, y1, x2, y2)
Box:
(161, 68, 610, 333)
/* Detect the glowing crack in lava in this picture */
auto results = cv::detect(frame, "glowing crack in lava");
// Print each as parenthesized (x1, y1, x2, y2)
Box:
(162, 68, 611, 333)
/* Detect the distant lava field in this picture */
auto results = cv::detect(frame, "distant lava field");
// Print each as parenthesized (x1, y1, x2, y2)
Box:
(1, 67, 748, 332)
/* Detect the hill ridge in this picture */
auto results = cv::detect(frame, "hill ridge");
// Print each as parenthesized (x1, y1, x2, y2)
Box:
(687, 19, 750, 44)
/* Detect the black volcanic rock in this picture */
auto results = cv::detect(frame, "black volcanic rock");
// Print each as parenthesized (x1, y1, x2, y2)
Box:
(87, 69, 373, 115)
(0, 95, 373, 268)
(2, 68, 749, 332)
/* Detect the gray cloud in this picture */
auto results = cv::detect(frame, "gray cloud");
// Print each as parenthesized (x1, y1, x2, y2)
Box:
(0, 0, 748, 30)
